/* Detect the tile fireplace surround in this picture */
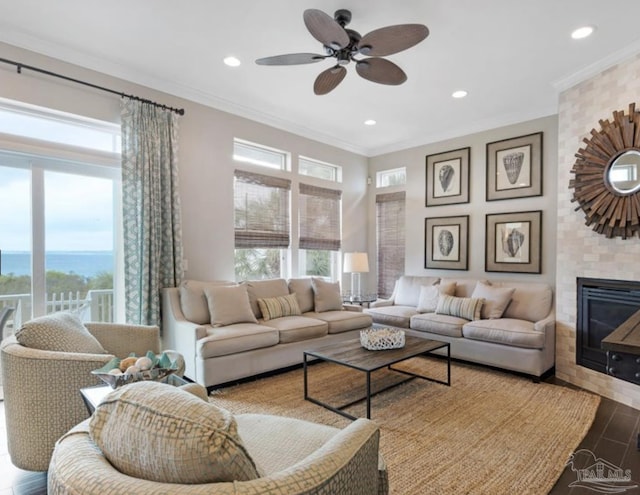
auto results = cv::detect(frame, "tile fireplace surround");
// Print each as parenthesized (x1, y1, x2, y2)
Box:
(556, 52, 640, 410)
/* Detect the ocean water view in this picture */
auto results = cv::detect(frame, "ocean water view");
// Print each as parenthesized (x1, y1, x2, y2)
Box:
(1, 251, 114, 278)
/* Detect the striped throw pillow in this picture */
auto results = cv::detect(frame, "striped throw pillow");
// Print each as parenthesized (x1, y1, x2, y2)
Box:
(257, 293, 302, 321)
(435, 294, 484, 321)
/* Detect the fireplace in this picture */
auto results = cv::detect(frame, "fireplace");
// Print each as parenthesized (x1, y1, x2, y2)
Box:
(576, 277, 640, 373)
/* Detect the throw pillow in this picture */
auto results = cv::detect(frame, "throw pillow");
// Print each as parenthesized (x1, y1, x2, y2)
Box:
(179, 280, 234, 324)
(311, 277, 343, 312)
(15, 312, 105, 354)
(471, 281, 515, 319)
(204, 284, 258, 327)
(257, 293, 302, 321)
(435, 294, 483, 321)
(288, 278, 314, 313)
(89, 381, 260, 484)
(416, 282, 457, 313)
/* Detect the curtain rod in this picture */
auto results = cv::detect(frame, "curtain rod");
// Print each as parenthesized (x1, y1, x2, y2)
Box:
(0, 56, 185, 116)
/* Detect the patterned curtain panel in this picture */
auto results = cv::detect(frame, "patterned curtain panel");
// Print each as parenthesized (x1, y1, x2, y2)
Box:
(121, 99, 183, 326)
(376, 191, 406, 298)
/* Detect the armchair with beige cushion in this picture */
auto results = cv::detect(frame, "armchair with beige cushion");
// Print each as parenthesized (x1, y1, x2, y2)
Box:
(0, 312, 185, 471)
(48, 381, 388, 495)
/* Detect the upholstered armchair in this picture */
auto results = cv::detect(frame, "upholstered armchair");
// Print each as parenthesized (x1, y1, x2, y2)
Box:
(1, 314, 184, 472)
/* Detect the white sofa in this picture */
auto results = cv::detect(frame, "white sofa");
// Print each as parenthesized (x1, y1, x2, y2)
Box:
(364, 276, 555, 380)
(162, 278, 373, 389)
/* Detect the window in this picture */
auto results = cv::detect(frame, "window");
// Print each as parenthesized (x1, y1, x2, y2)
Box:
(298, 183, 342, 278)
(233, 139, 288, 170)
(234, 170, 291, 280)
(376, 192, 406, 298)
(0, 98, 120, 153)
(376, 167, 406, 188)
(299, 156, 341, 182)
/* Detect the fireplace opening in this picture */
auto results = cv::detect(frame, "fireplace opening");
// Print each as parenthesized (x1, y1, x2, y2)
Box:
(576, 277, 640, 374)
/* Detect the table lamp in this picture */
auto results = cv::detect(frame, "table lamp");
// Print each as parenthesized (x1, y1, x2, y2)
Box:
(344, 252, 369, 298)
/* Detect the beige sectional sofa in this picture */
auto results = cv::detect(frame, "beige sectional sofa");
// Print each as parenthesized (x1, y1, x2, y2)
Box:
(162, 277, 373, 389)
(365, 276, 555, 380)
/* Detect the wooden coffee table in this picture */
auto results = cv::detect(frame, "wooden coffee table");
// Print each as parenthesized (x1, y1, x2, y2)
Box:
(303, 336, 450, 420)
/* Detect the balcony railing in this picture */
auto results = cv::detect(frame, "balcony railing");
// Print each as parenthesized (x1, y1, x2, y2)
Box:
(0, 289, 114, 336)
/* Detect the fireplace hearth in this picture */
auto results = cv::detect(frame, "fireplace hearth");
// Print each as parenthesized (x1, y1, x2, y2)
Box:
(576, 277, 640, 374)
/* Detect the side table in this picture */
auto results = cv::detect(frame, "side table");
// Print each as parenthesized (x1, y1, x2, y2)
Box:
(342, 295, 377, 309)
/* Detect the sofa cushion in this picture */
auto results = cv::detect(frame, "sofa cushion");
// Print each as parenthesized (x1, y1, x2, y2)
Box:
(305, 310, 373, 334)
(311, 278, 343, 312)
(179, 279, 234, 324)
(246, 279, 290, 318)
(436, 295, 483, 321)
(262, 316, 328, 343)
(416, 282, 456, 313)
(395, 276, 439, 307)
(257, 293, 302, 321)
(409, 313, 466, 338)
(89, 381, 260, 484)
(499, 283, 553, 322)
(462, 319, 545, 349)
(204, 284, 258, 327)
(15, 312, 105, 354)
(197, 324, 279, 358)
(364, 306, 417, 328)
(288, 278, 315, 313)
(471, 281, 515, 319)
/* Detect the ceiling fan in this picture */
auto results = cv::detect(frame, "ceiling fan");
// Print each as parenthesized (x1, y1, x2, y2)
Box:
(256, 8, 429, 95)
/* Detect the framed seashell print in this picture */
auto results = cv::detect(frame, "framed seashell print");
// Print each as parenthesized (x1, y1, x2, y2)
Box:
(486, 132, 543, 201)
(425, 215, 469, 270)
(426, 147, 470, 206)
(485, 210, 542, 273)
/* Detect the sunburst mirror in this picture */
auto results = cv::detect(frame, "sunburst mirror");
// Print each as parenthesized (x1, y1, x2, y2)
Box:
(569, 102, 640, 239)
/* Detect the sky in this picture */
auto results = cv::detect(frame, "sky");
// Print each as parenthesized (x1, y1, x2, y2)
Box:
(0, 165, 114, 251)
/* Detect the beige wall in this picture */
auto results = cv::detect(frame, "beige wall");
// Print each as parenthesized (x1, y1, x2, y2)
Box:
(367, 115, 559, 293)
(556, 53, 640, 410)
(0, 42, 369, 288)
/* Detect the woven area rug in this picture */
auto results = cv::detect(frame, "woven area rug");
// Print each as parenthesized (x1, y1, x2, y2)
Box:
(209, 357, 600, 495)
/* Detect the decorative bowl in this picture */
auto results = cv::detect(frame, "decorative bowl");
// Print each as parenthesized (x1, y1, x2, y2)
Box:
(91, 351, 179, 388)
(360, 327, 405, 351)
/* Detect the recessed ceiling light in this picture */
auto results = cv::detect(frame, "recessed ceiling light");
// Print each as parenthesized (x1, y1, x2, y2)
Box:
(364, 119, 377, 126)
(452, 90, 468, 99)
(571, 26, 595, 39)
(224, 56, 241, 67)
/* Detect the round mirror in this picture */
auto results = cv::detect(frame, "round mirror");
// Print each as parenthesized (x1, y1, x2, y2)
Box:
(607, 150, 640, 194)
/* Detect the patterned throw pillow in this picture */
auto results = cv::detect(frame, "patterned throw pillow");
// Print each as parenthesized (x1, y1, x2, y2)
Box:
(435, 294, 484, 321)
(257, 293, 302, 321)
(15, 312, 105, 354)
(89, 381, 260, 484)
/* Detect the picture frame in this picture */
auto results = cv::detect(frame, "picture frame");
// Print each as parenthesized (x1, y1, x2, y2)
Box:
(486, 132, 542, 201)
(425, 215, 469, 270)
(425, 147, 470, 206)
(485, 210, 542, 273)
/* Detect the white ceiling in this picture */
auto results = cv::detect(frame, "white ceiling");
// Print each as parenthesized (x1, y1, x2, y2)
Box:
(1, 0, 640, 156)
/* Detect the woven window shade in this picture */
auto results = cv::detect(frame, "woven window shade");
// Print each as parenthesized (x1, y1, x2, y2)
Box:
(299, 183, 342, 251)
(376, 191, 406, 298)
(234, 170, 291, 248)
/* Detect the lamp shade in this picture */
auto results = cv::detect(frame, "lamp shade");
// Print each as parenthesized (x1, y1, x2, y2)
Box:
(344, 252, 369, 273)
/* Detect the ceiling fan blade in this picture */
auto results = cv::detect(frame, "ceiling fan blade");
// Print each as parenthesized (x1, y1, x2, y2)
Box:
(303, 9, 350, 50)
(256, 53, 327, 66)
(314, 65, 347, 95)
(358, 24, 429, 56)
(356, 58, 407, 85)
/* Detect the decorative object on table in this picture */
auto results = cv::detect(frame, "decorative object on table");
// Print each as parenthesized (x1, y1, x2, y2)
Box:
(424, 215, 469, 270)
(360, 327, 405, 350)
(569, 102, 640, 239)
(344, 252, 369, 298)
(425, 147, 470, 206)
(486, 132, 543, 201)
(485, 210, 542, 273)
(92, 351, 179, 388)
